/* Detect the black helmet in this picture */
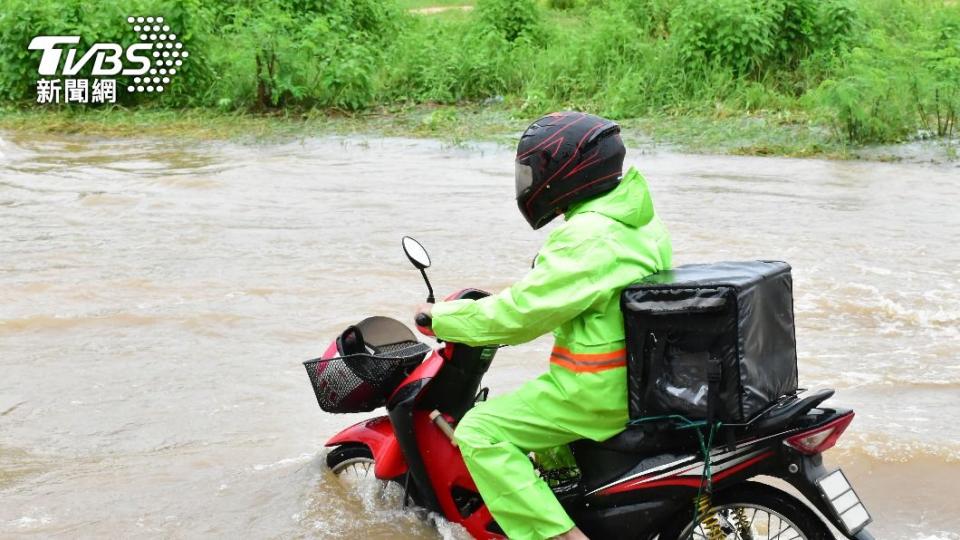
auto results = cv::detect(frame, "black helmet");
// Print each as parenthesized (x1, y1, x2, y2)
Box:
(515, 111, 625, 229)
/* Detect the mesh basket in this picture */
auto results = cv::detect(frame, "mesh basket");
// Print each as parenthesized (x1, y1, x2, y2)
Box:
(304, 341, 431, 413)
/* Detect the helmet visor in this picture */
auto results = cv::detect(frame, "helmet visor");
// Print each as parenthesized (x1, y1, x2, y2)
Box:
(515, 161, 534, 198)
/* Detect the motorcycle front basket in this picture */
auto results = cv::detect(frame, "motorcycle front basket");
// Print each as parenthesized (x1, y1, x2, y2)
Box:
(303, 341, 431, 413)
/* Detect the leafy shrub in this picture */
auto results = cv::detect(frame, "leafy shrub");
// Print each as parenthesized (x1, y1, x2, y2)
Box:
(670, 0, 778, 76)
(604, 0, 676, 39)
(812, 33, 919, 143)
(770, 0, 818, 65)
(377, 17, 527, 104)
(318, 38, 377, 111)
(814, 0, 860, 51)
(152, 0, 214, 107)
(0, 1, 64, 102)
(811, 4, 959, 143)
(475, 0, 542, 42)
(916, 7, 960, 137)
(222, 3, 297, 108)
(218, 0, 396, 110)
(669, 0, 860, 79)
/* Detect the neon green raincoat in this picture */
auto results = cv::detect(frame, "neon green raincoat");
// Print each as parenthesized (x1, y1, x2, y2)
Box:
(431, 167, 672, 539)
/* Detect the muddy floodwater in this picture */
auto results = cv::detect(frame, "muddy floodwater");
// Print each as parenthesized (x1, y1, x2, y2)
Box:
(1, 132, 958, 539)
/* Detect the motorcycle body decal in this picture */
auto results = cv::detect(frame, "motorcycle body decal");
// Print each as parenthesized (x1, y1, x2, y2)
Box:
(595, 450, 775, 495)
(587, 430, 794, 497)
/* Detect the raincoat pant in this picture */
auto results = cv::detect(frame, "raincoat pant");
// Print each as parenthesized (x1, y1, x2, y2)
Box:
(432, 167, 672, 539)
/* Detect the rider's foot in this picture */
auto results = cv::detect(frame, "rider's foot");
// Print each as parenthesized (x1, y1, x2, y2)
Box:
(552, 526, 590, 540)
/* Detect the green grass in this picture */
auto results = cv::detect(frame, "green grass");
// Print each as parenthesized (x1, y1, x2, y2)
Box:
(0, 104, 856, 158)
(0, 104, 515, 143)
(626, 113, 845, 158)
(398, 0, 474, 10)
(0, 108, 283, 140)
(7, 104, 954, 162)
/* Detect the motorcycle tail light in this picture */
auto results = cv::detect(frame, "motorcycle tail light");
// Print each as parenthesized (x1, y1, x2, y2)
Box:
(784, 412, 855, 455)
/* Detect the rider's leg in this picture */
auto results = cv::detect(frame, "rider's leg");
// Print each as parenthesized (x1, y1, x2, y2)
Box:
(456, 389, 577, 539)
(454, 368, 627, 540)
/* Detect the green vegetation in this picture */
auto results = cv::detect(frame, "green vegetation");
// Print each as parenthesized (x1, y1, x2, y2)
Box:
(398, 0, 472, 9)
(0, 0, 958, 155)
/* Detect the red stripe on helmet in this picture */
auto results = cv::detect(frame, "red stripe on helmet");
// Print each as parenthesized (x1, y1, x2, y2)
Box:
(564, 148, 601, 178)
(524, 119, 607, 211)
(548, 170, 622, 205)
(544, 121, 605, 183)
(517, 112, 587, 160)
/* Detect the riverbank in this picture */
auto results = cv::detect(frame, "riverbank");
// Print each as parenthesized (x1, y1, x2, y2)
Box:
(2, 106, 957, 163)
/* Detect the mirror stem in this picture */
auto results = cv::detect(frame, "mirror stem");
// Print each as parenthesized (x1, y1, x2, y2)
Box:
(420, 268, 435, 304)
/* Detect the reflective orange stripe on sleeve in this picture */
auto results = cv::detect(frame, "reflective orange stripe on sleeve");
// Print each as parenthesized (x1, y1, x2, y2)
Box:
(549, 346, 627, 373)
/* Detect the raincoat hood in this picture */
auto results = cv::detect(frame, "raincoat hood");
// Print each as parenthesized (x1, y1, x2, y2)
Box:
(564, 166, 653, 228)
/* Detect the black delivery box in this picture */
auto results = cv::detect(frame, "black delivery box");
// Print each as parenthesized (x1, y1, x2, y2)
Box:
(621, 261, 798, 424)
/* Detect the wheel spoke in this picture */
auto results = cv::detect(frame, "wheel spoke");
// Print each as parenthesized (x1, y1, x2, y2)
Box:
(686, 503, 808, 540)
(685, 502, 808, 540)
(770, 520, 797, 540)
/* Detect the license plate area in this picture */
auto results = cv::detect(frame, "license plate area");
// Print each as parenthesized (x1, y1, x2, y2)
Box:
(816, 469, 872, 534)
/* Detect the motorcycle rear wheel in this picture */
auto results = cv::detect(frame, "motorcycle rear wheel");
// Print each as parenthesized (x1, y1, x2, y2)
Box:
(663, 481, 832, 540)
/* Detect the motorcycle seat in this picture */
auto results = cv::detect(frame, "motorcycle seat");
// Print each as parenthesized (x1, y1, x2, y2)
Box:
(592, 388, 836, 454)
(589, 425, 692, 454)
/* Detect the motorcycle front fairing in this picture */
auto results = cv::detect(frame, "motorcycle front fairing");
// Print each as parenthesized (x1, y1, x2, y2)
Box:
(325, 415, 408, 479)
(323, 315, 502, 538)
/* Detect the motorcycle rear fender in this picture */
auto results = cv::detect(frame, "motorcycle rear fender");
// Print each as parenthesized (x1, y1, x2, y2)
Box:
(775, 453, 874, 540)
(325, 415, 408, 479)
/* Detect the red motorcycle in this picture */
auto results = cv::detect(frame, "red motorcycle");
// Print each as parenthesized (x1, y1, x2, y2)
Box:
(305, 237, 874, 540)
